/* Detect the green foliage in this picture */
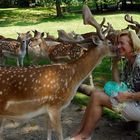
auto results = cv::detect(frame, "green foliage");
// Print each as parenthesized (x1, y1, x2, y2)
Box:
(92, 58, 112, 88)
(4, 55, 51, 66)
(103, 107, 122, 120)
(96, 0, 119, 4)
(0, 7, 56, 27)
(72, 92, 90, 107)
(35, 0, 56, 7)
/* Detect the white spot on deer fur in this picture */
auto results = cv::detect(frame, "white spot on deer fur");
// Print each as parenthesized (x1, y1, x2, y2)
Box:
(0, 91, 2, 95)
(69, 77, 72, 81)
(50, 80, 55, 84)
(72, 68, 75, 74)
(43, 84, 46, 87)
(3, 89, 6, 92)
(24, 88, 27, 91)
(47, 85, 50, 88)
(2, 80, 5, 83)
(24, 78, 27, 82)
(19, 82, 22, 85)
(65, 81, 68, 87)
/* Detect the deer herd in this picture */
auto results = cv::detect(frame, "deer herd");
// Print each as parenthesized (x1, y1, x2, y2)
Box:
(0, 5, 140, 140)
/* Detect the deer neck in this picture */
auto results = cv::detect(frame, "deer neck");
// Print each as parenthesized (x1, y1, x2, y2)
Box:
(40, 38, 49, 52)
(71, 46, 105, 85)
(20, 39, 27, 53)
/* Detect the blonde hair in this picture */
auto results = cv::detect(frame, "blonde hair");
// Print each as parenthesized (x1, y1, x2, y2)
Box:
(118, 30, 140, 53)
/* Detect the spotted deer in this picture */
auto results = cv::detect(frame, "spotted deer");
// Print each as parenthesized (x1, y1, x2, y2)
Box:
(28, 31, 88, 64)
(0, 5, 116, 140)
(29, 31, 93, 88)
(0, 31, 32, 66)
(29, 32, 96, 88)
(28, 17, 107, 89)
(57, 29, 85, 43)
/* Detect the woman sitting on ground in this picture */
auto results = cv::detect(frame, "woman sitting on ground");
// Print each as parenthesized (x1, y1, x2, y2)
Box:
(69, 30, 140, 140)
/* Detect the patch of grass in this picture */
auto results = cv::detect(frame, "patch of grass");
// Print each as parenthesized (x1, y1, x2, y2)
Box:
(103, 108, 122, 120)
(72, 92, 90, 107)
(0, 7, 140, 39)
(4, 55, 51, 66)
(0, 7, 56, 27)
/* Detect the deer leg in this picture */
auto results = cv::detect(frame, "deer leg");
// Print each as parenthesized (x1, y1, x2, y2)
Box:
(0, 57, 3, 66)
(0, 55, 6, 66)
(16, 58, 20, 66)
(0, 119, 5, 140)
(88, 73, 95, 89)
(19, 57, 24, 67)
(44, 113, 52, 140)
(47, 108, 63, 140)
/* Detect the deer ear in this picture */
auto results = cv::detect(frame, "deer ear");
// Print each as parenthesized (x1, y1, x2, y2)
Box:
(27, 31, 30, 34)
(41, 32, 44, 37)
(92, 37, 101, 46)
(16, 32, 20, 35)
(32, 30, 35, 33)
(33, 30, 38, 35)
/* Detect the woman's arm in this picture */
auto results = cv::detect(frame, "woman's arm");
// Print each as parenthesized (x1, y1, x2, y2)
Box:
(130, 92, 140, 101)
(115, 91, 140, 103)
(112, 58, 120, 83)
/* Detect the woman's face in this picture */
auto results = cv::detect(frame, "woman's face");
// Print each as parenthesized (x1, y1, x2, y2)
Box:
(117, 35, 133, 57)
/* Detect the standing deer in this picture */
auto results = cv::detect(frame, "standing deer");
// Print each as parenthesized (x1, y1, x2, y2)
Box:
(0, 31, 32, 66)
(57, 29, 85, 43)
(29, 33, 88, 64)
(0, 5, 116, 140)
(29, 29, 106, 88)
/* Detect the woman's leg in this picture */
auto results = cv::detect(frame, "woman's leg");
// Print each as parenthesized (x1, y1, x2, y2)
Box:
(71, 90, 112, 140)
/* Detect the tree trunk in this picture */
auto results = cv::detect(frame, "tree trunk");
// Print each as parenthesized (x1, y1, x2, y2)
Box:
(17, 0, 29, 7)
(56, 0, 63, 17)
(95, 2, 99, 11)
(0, 0, 11, 7)
(121, 0, 127, 10)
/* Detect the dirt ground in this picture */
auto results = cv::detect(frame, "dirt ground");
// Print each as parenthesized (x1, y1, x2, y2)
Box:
(2, 103, 140, 140)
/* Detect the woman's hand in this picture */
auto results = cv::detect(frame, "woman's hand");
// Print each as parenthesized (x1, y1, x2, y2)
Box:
(115, 91, 132, 103)
(112, 56, 121, 64)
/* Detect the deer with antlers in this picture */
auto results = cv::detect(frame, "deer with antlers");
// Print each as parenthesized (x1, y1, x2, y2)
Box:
(29, 23, 109, 87)
(29, 29, 98, 89)
(124, 14, 140, 38)
(0, 5, 116, 140)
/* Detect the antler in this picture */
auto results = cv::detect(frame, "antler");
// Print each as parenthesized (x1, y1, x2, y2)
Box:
(124, 14, 139, 25)
(124, 14, 140, 36)
(82, 5, 107, 40)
